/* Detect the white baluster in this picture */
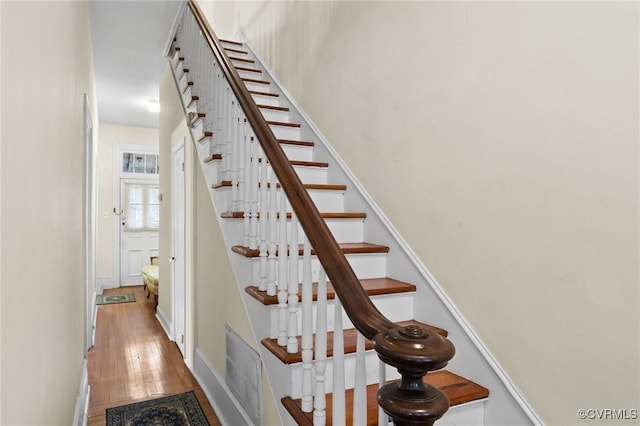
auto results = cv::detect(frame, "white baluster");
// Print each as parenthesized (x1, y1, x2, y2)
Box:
(353, 332, 366, 426)
(287, 213, 299, 354)
(257, 148, 268, 292)
(379, 360, 388, 426)
(301, 236, 313, 413)
(332, 296, 346, 426)
(242, 124, 251, 247)
(249, 133, 259, 250)
(266, 169, 277, 296)
(313, 267, 328, 426)
(277, 187, 288, 347)
(231, 103, 240, 213)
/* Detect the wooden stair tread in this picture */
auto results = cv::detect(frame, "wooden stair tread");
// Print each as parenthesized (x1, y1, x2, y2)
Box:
(190, 112, 206, 125)
(236, 66, 261, 73)
(224, 47, 248, 55)
(245, 277, 413, 306)
(262, 320, 447, 364)
(249, 89, 279, 97)
(213, 182, 345, 191)
(242, 77, 270, 85)
(282, 370, 489, 426)
(233, 242, 389, 258)
(204, 153, 222, 163)
(222, 211, 365, 219)
(220, 38, 243, 46)
(258, 104, 290, 112)
(268, 120, 300, 128)
(229, 56, 255, 63)
(279, 139, 314, 147)
(198, 131, 212, 143)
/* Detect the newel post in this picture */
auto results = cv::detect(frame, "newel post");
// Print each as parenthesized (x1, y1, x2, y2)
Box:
(373, 325, 455, 425)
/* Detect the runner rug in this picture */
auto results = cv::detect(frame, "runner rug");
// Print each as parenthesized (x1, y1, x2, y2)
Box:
(106, 391, 209, 425)
(96, 293, 136, 305)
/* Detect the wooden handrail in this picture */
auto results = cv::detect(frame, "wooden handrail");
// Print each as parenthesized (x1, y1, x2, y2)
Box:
(185, 1, 456, 423)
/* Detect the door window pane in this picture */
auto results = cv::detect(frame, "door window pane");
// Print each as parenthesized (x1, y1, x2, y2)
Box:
(147, 187, 160, 228)
(145, 155, 157, 174)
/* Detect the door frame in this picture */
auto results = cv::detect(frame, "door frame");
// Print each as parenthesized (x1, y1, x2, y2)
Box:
(82, 94, 96, 352)
(112, 143, 159, 287)
(172, 139, 186, 356)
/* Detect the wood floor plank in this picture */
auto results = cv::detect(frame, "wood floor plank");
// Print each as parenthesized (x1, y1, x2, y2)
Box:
(87, 286, 221, 425)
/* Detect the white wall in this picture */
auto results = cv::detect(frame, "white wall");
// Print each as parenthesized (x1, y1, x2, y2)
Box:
(203, 1, 639, 424)
(96, 123, 158, 286)
(1, 1, 98, 424)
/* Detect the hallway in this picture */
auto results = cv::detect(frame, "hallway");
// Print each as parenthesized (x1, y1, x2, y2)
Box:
(87, 286, 221, 425)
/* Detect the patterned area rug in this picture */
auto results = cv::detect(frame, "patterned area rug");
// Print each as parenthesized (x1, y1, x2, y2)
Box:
(96, 293, 136, 305)
(106, 391, 209, 426)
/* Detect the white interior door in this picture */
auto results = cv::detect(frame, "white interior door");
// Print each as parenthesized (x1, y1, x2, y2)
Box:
(120, 179, 159, 285)
(172, 143, 186, 356)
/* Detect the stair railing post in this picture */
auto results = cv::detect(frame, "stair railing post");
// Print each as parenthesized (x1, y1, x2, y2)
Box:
(266, 167, 277, 296)
(257, 147, 269, 292)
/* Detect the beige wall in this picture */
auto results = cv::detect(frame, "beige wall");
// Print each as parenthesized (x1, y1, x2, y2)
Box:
(1, 1, 97, 424)
(97, 123, 158, 282)
(204, 1, 639, 424)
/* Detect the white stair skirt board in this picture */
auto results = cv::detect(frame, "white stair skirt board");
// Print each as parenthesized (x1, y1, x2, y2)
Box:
(233, 28, 542, 424)
(72, 360, 89, 426)
(155, 305, 173, 340)
(193, 348, 256, 426)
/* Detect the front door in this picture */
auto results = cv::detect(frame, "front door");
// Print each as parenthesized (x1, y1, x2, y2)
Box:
(120, 179, 159, 285)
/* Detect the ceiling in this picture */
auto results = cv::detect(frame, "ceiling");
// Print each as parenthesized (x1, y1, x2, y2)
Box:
(89, 0, 184, 128)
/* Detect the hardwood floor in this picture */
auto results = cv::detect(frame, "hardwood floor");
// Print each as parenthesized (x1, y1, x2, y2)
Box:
(87, 286, 221, 425)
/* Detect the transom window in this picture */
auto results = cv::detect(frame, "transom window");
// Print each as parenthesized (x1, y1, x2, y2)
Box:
(123, 152, 159, 174)
(125, 183, 160, 230)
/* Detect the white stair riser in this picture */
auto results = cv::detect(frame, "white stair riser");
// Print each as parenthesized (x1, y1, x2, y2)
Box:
(289, 350, 401, 399)
(251, 253, 388, 292)
(281, 144, 314, 162)
(213, 187, 345, 213)
(439, 400, 487, 426)
(267, 293, 414, 339)
(260, 108, 290, 123)
(244, 81, 272, 93)
(237, 69, 263, 80)
(292, 165, 327, 184)
(269, 124, 300, 140)
(232, 59, 255, 69)
(251, 93, 279, 107)
(222, 217, 364, 246)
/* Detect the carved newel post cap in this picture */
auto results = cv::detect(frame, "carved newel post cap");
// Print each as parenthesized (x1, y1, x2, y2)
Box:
(373, 325, 456, 425)
(373, 325, 455, 372)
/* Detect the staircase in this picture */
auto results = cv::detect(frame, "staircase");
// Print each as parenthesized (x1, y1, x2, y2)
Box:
(167, 2, 539, 425)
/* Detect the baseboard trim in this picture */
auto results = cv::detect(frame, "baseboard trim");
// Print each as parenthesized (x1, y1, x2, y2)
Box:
(72, 359, 89, 426)
(156, 306, 173, 340)
(192, 347, 254, 426)
(97, 277, 116, 294)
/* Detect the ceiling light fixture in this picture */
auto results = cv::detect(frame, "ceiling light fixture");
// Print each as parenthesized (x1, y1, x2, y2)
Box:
(147, 100, 160, 113)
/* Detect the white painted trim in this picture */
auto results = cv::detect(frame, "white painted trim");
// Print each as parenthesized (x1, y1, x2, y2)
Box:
(156, 305, 173, 340)
(171, 139, 186, 357)
(192, 347, 255, 426)
(112, 143, 160, 287)
(162, 1, 187, 57)
(72, 360, 89, 426)
(236, 29, 543, 425)
(97, 277, 116, 293)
